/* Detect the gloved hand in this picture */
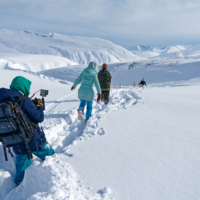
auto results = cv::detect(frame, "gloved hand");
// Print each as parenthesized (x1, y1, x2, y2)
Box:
(35, 99, 44, 108)
(97, 94, 101, 102)
(32, 98, 37, 105)
(71, 86, 75, 90)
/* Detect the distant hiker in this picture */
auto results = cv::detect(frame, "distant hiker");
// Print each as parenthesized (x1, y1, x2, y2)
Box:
(138, 78, 147, 87)
(0, 76, 54, 186)
(114, 85, 116, 88)
(119, 84, 123, 88)
(71, 61, 101, 121)
(98, 63, 112, 104)
(132, 82, 137, 88)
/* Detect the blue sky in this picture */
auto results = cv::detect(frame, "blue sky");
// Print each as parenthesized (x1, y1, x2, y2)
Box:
(1, 0, 200, 47)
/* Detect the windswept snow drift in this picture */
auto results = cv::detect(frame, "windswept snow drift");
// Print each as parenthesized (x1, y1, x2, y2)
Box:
(0, 29, 143, 64)
(0, 54, 78, 72)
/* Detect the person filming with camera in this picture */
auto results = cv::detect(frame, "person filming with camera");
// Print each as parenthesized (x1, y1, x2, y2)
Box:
(0, 76, 54, 186)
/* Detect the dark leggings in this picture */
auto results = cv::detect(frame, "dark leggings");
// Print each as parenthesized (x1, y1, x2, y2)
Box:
(101, 91, 110, 101)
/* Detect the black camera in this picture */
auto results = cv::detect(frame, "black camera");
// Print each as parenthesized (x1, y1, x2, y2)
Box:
(32, 98, 39, 105)
(32, 90, 49, 111)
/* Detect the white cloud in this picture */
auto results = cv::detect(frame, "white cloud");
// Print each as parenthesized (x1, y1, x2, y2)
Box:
(0, 0, 200, 46)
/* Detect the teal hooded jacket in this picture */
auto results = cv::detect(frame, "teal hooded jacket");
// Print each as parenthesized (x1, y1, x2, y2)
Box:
(73, 62, 101, 101)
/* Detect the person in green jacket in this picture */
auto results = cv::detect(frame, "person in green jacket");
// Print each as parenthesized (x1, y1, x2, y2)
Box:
(98, 63, 112, 104)
(71, 62, 102, 121)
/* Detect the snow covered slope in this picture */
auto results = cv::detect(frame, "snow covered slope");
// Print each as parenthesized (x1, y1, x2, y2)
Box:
(123, 45, 160, 57)
(110, 59, 200, 86)
(39, 56, 200, 87)
(67, 81, 200, 200)
(0, 30, 143, 64)
(0, 54, 78, 72)
(159, 45, 200, 59)
(124, 44, 200, 59)
(0, 46, 200, 199)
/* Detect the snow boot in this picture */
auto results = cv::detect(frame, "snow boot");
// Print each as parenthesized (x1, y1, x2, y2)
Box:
(78, 110, 83, 120)
(104, 100, 109, 104)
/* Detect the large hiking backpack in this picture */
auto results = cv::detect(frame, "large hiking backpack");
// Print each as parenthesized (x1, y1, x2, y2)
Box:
(0, 97, 38, 161)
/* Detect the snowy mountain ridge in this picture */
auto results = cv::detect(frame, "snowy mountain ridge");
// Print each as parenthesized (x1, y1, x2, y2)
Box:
(123, 44, 200, 58)
(123, 44, 192, 53)
(0, 29, 143, 65)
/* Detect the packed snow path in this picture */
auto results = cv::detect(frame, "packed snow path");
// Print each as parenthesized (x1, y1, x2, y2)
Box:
(0, 87, 143, 200)
(44, 88, 143, 153)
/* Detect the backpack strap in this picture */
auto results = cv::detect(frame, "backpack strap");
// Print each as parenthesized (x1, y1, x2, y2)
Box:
(8, 147, 13, 157)
(17, 96, 34, 159)
(3, 146, 8, 161)
(17, 143, 23, 156)
(25, 142, 33, 159)
(17, 96, 28, 108)
(34, 137, 39, 155)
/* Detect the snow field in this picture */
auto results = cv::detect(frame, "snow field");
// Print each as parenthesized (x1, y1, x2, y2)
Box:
(110, 59, 200, 86)
(0, 169, 15, 199)
(5, 154, 104, 200)
(0, 73, 143, 200)
(37, 58, 200, 89)
(1, 59, 200, 199)
(68, 83, 200, 200)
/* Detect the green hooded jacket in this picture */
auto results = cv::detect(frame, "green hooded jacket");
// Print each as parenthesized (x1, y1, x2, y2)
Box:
(10, 76, 32, 97)
(73, 62, 101, 101)
(98, 68, 112, 91)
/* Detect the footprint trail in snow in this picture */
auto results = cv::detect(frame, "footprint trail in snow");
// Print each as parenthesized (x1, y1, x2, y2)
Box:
(3, 88, 143, 200)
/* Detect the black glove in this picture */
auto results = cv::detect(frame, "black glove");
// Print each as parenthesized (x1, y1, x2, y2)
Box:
(32, 98, 43, 108)
(32, 98, 38, 105)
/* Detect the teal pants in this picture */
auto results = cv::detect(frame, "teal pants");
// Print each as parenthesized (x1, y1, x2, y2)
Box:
(14, 141, 54, 186)
(78, 99, 93, 121)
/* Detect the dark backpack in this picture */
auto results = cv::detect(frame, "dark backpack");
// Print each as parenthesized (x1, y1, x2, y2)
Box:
(0, 97, 38, 161)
